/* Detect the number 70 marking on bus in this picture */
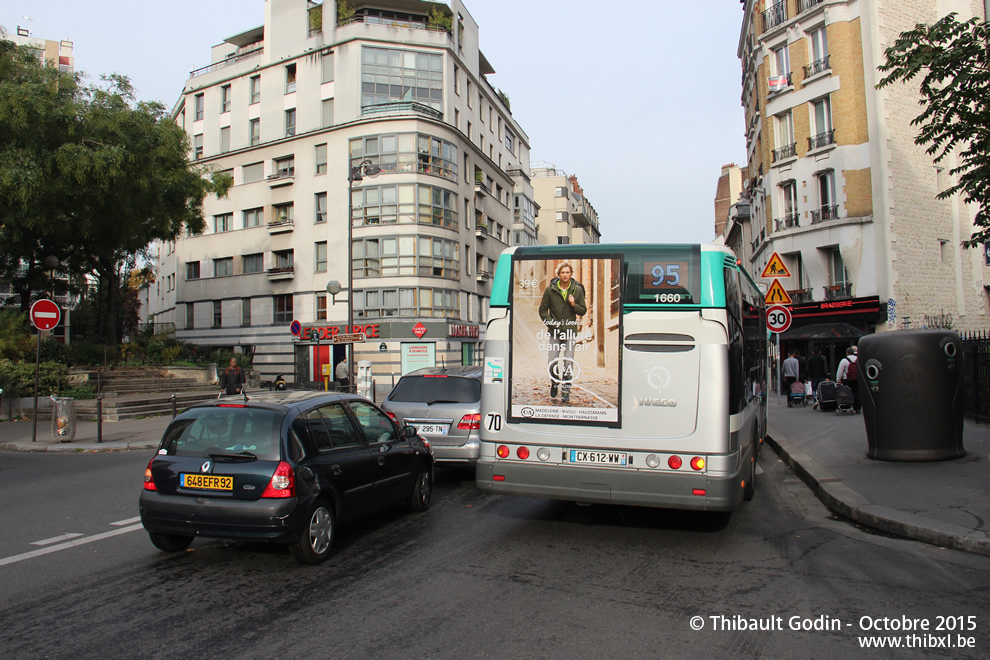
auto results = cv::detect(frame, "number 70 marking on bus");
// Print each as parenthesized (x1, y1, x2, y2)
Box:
(486, 413, 502, 432)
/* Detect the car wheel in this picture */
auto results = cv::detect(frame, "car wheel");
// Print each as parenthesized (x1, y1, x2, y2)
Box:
(148, 532, 194, 553)
(407, 467, 433, 512)
(290, 499, 334, 565)
(744, 455, 756, 502)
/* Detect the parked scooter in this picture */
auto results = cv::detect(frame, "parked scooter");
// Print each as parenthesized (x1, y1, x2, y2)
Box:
(273, 374, 287, 391)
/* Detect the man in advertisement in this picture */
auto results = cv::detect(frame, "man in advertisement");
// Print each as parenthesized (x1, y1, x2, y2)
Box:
(538, 262, 587, 404)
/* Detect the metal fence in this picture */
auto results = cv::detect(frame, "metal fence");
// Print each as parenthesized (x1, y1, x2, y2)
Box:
(961, 330, 990, 424)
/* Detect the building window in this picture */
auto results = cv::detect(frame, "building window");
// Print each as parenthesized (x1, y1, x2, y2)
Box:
(193, 134, 203, 160)
(315, 143, 327, 174)
(322, 99, 334, 128)
(194, 93, 204, 121)
(505, 131, 514, 153)
(556, 211, 568, 223)
(350, 183, 458, 228)
(774, 111, 796, 160)
(467, 121, 472, 140)
(186, 262, 200, 280)
(285, 63, 297, 94)
(454, 64, 460, 94)
(348, 132, 457, 181)
(315, 241, 327, 272)
(212, 300, 222, 328)
(219, 126, 230, 154)
(827, 248, 848, 286)
(243, 162, 264, 184)
(812, 170, 838, 222)
(809, 96, 833, 149)
(558, 236, 571, 245)
(779, 180, 799, 227)
(243, 253, 263, 273)
(272, 249, 294, 270)
(221, 85, 231, 113)
(467, 81, 472, 107)
(810, 25, 829, 65)
(355, 287, 459, 319)
(454, 107, 459, 131)
(772, 43, 790, 79)
(214, 213, 232, 233)
(555, 186, 567, 198)
(285, 109, 296, 137)
(352, 235, 460, 279)
(360, 46, 443, 111)
(214, 257, 233, 277)
(274, 202, 294, 224)
(315, 192, 327, 223)
(249, 118, 260, 146)
(316, 293, 327, 321)
(940, 239, 950, 263)
(185, 302, 194, 329)
(274, 155, 294, 176)
(249, 75, 261, 104)
(321, 52, 334, 83)
(242, 298, 251, 327)
(243, 207, 263, 228)
(273, 294, 293, 323)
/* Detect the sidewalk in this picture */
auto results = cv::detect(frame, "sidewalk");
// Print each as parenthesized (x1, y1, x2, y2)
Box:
(766, 393, 990, 557)
(0, 415, 170, 452)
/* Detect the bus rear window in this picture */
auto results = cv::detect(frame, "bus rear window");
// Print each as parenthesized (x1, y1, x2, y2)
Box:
(624, 245, 701, 305)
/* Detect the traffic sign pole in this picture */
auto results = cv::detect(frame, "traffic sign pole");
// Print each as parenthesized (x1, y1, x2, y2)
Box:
(28, 300, 61, 443)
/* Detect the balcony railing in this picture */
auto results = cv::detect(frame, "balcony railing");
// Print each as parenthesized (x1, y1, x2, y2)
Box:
(338, 14, 451, 36)
(762, 1, 788, 32)
(774, 213, 800, 231)
(823, 282, 853, 300)
(189, 46, 263, 79)
(267, 218, 294, 233)
(267, 266, 295, 279)
(475, 221, 491, 237)
(789, 289, 814, 304)
(810, 204, 840, 223)
(799, 0, 826, 13)
(361, 101, 443, 121)
(772, 142, 797, 162)
(804, 54, 831, 78)
(267, 168, 295, 185)
(808, 130, 835, 150)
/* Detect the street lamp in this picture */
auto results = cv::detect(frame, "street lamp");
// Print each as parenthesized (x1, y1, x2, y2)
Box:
(346, 159, 381, 392)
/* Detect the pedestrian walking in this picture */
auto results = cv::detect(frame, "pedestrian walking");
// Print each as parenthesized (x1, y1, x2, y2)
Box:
(783, 351, 800, 407)
(335, 360, 350, 392)
(808, 348, 828, 409)
(221, 357, 245, 395)
(836, 346, 861, 413)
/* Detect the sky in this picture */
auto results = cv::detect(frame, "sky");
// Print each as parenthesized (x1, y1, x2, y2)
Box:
(1, 0, 748, 244)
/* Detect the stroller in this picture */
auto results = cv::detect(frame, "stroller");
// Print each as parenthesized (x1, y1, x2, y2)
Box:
(789, 380, 807, 407)
(833, 383, 855, 415)
(816, 379, 838, 412)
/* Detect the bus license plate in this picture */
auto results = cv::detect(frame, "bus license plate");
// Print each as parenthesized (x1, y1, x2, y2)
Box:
(569, 450, 627, 466)
(180, 473, 233, 491)
(413, 424, 449, 435)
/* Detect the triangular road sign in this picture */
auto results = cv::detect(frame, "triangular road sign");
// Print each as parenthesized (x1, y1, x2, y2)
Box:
(764, 279, 793, 305)
(760, 252, 791, 278)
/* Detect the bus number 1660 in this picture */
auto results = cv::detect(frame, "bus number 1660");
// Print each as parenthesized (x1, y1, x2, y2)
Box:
(655, 293, 681, 303)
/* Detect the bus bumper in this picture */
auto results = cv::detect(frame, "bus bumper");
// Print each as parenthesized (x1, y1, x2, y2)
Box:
(475, 458, 746, 512)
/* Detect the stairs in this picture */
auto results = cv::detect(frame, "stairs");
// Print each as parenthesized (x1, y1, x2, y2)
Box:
(71, 390, 223, 422)
(92, 368, 206, 396)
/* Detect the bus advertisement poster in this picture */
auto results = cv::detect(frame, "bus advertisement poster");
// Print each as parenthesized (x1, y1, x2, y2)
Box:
(508, 255, 622, 427)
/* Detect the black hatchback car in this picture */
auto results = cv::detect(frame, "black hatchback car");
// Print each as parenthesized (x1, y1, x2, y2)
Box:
(139, 392, 434, 564)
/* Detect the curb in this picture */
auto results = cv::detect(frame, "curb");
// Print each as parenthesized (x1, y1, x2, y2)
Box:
(766, 424, 990, 558)
(0, 441, 158, 453)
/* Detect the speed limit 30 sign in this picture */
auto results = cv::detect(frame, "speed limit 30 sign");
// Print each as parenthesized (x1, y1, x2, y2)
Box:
(766, 305, 792, 333)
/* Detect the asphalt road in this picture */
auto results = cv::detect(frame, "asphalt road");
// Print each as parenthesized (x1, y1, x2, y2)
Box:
(2, 448, 989, 659)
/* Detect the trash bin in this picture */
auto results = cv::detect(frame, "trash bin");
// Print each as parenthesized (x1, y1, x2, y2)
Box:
(207, 363, 219, 386)
(859, 329, 965, 461)
(50, 396, 77, 443)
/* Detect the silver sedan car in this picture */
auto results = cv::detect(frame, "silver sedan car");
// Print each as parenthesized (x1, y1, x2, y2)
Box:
(381, 366, 482, 466)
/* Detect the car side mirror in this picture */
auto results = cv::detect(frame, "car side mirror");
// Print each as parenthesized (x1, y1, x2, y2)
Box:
(402, 425, 418, 438)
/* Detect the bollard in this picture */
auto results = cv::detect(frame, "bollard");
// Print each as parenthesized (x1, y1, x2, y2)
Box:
(97, 393, 103, 444)
(171, 393, 177, 418)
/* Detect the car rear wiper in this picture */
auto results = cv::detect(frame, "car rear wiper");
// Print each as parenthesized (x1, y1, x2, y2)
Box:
(209, 451, 258, 461)
(426, 399, 460, 405)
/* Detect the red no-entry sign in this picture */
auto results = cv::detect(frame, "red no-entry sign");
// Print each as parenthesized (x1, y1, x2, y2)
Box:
(30, 299, 61, 330)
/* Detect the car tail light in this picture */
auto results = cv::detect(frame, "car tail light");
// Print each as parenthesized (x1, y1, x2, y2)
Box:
(261, 461, 295, 498)
(667, 455, 682, 470)
(496, 445, 510, 458)
(424, 374, 448, 378)
(690, 457, 706, 471)
(217, 404, 246, 408)
(458, 413, 481, 430)
(385, 411, 397, 420)
(143, 457, 158, 491)
(516, 446, 530, 460)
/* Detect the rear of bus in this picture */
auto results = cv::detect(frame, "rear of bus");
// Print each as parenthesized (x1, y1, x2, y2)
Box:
(476, 244, 764, 511)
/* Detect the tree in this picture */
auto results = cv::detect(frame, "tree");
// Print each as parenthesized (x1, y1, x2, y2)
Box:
(877, 13, 990, 247)
(0, 40, 231, 344)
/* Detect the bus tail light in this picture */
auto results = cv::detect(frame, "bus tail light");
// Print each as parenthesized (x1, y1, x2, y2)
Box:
(496, 445, 510, 458)
(457, 413, 481, 430)
(493, 475, 505, 482)
(516, 446, 530, 460)
(690, 457, 706, 471)
(667, 455, 682, 470)
(692, 489, 706, 496)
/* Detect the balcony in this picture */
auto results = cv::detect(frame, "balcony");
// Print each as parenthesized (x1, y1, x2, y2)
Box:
(772, 142, 797, 162)
(810, 204, 840, 224)
(824, 283, 853, 300)
(808, 130, 836, 151)
(361, 102, 443, 121)
(762, 1, 787, 32)
(774, 213, 800, 232)
(338, 14, 452, 39)
(788, 289, 814, 304)
(474, 179, 490, 196)
(267, 266, 294, 281)
(799, 0, 826, 13)
(189, 45, 262, 79)
(475, 220, 491, 239)
(267, 168, 294, 187)
(267, 218, 294, 234)
(804, 54, 831, 78)
(476, 270, 492, 283)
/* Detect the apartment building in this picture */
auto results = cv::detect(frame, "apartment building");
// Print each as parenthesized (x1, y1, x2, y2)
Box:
(530, 162, 601, 245)
(149, 0, 535, 386)
(2, 24, 74, 72)
(736, 0, 990, 350)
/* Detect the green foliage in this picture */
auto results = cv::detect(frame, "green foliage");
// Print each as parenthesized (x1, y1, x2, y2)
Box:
(337, 0, 355, 23)
(61, 385, 96, 400)
(0, 309, 33, 359)
(162, 345, 182, 365)
(877, 14, 990, 247)
(309, 5, 323, 31)
(0, 359, 69, 398)
(428, 6, 452, 34)
(38, 337, 68, 364)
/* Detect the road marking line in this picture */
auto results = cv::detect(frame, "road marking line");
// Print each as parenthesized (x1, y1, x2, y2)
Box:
(30, 533, 83, 546)
(0, 524, 144, 567)
(110, 516, 141, 526)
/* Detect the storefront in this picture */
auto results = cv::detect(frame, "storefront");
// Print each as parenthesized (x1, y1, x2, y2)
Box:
(779, 296, 884, 374)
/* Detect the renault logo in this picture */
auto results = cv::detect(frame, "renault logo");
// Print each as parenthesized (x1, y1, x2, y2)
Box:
(201, 460, 212, 473)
